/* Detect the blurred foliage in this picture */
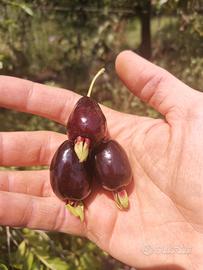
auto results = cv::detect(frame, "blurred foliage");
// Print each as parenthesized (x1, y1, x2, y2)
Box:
(0, 0, 203, 269)
(152, 0, 203, 89)
(0, 227, 123, 270)
(153, 17, 203, 89)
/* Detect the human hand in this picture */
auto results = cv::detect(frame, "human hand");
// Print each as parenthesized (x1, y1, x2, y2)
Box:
(0, 51, 203, 269)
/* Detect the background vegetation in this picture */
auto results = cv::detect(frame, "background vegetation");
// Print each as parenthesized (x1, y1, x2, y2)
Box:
(0, 0, 203, 269)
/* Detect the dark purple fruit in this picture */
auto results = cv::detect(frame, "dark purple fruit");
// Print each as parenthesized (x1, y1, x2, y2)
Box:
(94, 140, 132, 190)
(93, 139, 132, 209)
(66, 68, 107, 163)
(67, 96, 107, 146)
(50, 140, 91, 201)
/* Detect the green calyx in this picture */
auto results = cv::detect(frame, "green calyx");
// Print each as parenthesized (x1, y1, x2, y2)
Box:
(74, 137, 90, 163)
(113, 189, 129, 210)
(66, 201, 84, 222)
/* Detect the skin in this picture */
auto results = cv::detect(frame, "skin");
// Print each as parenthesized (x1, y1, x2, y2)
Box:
(0, 51, 203, 269)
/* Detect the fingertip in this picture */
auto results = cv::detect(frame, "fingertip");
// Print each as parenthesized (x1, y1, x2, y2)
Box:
(115, 50, 134, 73)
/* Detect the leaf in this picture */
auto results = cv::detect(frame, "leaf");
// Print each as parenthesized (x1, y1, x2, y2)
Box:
(17, 3, 33, 16)
(18, 240, 26, 257)
(159, 0, 168, 5)
(25, 251, 34, 270)
(0, 264, 8, 270)
(33, 250, 69, 270)
(30, 259, 43, 270)
(45, 258, 69, 270)
(10, 2, 34, 16)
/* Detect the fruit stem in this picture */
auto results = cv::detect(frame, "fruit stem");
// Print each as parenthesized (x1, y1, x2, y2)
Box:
(66, 201, 84, 222)
(113, 189, 129, 210)
(87, 68, 105, 97)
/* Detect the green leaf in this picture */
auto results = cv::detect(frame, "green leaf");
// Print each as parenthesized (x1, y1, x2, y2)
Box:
(45, 258, 69, 270)
(18, 3, 33, 16)
(30, 259, 43, 270)
(0, 264, 8, 270)
(33, 249, 69, 270)
(18, 240, 26, 257)
(9, 2, 34, 16)
(25, 251, 34, 270)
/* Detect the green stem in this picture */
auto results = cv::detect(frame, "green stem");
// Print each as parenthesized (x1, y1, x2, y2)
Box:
(87, 68, 105, 97)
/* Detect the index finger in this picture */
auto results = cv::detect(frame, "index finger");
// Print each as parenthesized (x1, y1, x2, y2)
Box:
(0, 75, 80, 125)
(0, 76, 140, 136)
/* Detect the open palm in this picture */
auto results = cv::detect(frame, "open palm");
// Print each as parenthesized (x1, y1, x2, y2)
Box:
(1, 51, 203, 269)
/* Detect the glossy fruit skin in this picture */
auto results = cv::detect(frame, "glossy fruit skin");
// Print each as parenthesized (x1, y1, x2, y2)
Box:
(50, 140, 91, 201)
(93, 140, 132, 191)
(67, 96, 107, 146)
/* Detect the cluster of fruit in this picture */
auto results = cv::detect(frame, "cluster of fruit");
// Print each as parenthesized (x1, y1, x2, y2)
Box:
(50, 68, 132, 221)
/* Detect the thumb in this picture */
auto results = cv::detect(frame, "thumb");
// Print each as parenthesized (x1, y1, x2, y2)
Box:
(115, 51, 199, 121)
